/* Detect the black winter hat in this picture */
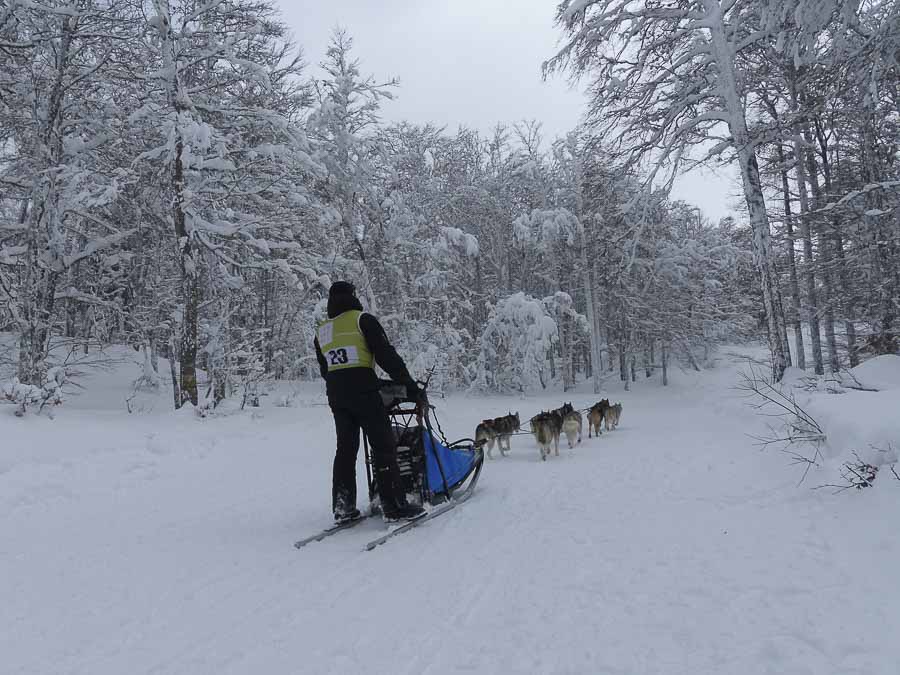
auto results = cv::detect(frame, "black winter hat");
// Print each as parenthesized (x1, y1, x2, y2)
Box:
(328, 281, 356, 298)
(326, 280, 363, 318)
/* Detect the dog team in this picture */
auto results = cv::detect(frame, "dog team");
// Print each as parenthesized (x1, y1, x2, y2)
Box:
(475, 399, 623, 462)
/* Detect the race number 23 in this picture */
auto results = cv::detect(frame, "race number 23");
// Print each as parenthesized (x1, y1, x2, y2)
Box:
(328, 348, 348, 365)
(326, 345, 359, 367)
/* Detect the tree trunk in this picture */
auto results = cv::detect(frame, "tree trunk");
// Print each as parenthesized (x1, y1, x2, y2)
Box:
(793, 139, 824, 375)
(174, 135, 199, 407)
(168, 336, 181, 410)
(149, 334, 160, 374)
(814, 121, 857, 368)
(661, 342, 668, 387)
(834, 229, 858, 366)
(802, 134, 839, 372)
(778, 145, 805, 370)
(682, 339, 702, 372)
(704, 1, 786, 381)
(861, 115, 897, 352)
(154, 0, 199, 407)
(645, 340, 653, 378)
(579, 215, 603, 394)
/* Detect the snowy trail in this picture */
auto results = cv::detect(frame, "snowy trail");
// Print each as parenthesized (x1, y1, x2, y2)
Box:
(3, 348, 899, 674)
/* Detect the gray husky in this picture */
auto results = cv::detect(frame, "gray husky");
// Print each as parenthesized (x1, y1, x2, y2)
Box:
(605, 402, 622, 430)
(475, 412, 520, 459)
(530, 410, 563, 461)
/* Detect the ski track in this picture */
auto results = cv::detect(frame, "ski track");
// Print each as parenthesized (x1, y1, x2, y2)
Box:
(2, 348, 900, 674)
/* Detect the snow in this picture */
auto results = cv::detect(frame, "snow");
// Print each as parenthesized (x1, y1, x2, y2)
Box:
(848, 354, 900, 391)
(2, 345, 900, 674)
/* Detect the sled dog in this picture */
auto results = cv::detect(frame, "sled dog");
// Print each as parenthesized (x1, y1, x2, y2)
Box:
(553, 402, 575, 418)
(605, 402, 622, 431)
(588, 399, 610, 438)
(476, 412, 520, 459)
(530, 410, 563, 461)
(562, 409, 583, 449)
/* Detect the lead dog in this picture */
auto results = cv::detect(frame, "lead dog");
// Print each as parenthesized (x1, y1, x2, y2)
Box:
(605, 402, 622, 431)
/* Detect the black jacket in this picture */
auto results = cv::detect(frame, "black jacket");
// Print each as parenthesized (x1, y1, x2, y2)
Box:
(313, 294, 414, 401)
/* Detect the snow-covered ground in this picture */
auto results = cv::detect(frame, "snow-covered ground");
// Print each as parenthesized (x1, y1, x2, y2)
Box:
(2, 345, 900, 675)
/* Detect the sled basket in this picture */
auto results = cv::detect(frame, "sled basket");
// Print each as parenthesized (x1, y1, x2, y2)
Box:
(371, 380, 484, 506)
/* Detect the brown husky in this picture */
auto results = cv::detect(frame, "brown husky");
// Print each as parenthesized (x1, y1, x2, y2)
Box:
(475, 412, 521, 459)
(588, 399, 610, 438)
(605, 402, 622, 431)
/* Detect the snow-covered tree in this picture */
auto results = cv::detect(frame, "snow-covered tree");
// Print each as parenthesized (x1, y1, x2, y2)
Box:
(546, 0, 795, 379)
(136, 0, 319, 406)
(475, 292, 559, 393)
(0, 0, 139, 386)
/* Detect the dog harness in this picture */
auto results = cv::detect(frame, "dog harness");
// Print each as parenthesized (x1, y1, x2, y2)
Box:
(317, 310, 374, 372)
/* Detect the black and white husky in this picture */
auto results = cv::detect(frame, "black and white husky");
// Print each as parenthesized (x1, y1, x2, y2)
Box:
(475, 412, 521, 459)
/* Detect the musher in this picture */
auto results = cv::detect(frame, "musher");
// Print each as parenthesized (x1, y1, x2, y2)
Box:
(314, 281, 426, 523)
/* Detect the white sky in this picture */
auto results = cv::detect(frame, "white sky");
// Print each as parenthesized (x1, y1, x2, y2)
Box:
(276, 0, 739, 223)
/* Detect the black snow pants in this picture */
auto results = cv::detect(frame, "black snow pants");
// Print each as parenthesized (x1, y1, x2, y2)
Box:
(329, 391, 405, 514)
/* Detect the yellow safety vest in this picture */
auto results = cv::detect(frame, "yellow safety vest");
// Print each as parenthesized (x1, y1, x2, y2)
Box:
(317, 310, 374, 372)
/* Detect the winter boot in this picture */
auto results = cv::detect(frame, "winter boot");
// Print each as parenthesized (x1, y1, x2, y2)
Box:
(334, 507, 362, 524)
(381, 501, 425, 523)
(333, 490, 361, 524)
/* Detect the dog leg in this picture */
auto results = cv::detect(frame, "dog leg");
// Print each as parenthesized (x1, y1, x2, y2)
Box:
(486, 437, 495, 459)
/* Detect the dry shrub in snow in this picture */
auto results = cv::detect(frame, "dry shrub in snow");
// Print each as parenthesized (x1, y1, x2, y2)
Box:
(738, 366, 827, 483)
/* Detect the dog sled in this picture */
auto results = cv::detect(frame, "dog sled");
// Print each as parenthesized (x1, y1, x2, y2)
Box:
(358, 380, 485, 549)
(373, 379, 484, 510)
(295, 379, 484, 551)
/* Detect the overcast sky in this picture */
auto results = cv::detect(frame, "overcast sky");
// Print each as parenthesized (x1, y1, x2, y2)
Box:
(275, 0, 739, 222)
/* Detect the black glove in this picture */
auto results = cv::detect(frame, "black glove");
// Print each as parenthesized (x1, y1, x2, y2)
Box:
(406, 381, 425, 402)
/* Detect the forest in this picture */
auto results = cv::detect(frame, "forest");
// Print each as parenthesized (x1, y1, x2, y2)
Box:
(1, 0, 898, 411)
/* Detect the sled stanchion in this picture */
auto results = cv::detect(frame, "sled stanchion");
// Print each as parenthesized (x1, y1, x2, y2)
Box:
(363, 433, 375, 505)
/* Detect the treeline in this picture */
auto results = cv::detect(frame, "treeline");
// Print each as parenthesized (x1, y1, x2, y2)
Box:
(1, 0, 769, 409)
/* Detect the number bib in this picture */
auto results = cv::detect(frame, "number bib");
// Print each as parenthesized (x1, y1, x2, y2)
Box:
(326, 346, 360, 367)
(317, 310, 374, 372)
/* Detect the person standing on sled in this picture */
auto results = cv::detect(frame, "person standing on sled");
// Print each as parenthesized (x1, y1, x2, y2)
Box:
(314, 281, 425, 524)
